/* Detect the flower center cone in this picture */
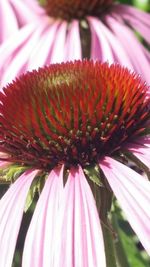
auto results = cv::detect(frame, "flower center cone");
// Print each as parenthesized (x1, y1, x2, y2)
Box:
(39, 0, 114, 20)
(0, 60, 149, 171)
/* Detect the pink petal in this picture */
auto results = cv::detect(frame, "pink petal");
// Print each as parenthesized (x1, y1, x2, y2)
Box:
(106, 15, 150, 83)
(0, 22, 46, 87)
(88, 18, 101, 60)
(23, 166, 106, 267)
(0, 0, 18, 43)
(55, 166, 106, 266)
(0, 0, 44, 44)
(64, 20, 82, 60)
(9, 0, 44, 25)
(100, 157, 150, 254)
(120, 14, 150, 44)
(88, 17, 114, 62)
(0, 169, 38, 267)
(0, 18, 81, 87)
(0, 153, 11, 168)
(0, 161, 10, 168)
(128, 146, 150, 167)
(0, 24, 36, 66)
(50, 21, 68, 63)
(0, 23, 37, 88)
(27, 21, 60, 69)
(89, 16, 133, 68)
(18, 0, 44, 15)
(22, 166, 64, 267)
(112, 4, 150, 25)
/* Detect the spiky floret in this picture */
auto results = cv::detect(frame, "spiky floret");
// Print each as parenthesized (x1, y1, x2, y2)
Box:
(0, 60, 149, 170)
(39, 0, 114, 20)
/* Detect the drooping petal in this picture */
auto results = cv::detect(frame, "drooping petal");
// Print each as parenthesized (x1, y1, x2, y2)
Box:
(49, 21, 68, 63)
(89, 16, 133, 68)
(120, 13, 150, 44)
(9, 0, 44, 25)
(100, 157, 150, 255)
(112, 4, 150, 26)
(0, 0, 44, 44)
(0, 169, 38, 267)
(88, 17, 114, 62)
(0, 0, 18, 43)
(55, 166, 106, 267)
(128, 145, 150, 167)
(27, 21, 60, 69)
(22, 166, 64, 267)
(64, 20, 82, 61)
(23, 166, 106, 267)
(106, 15, 150, 83)
(88, 18, 101, 60)
(0, 23, 37, 88)
(0, 22, 46, 87)
(0, 24, 36, 66)
(124, 137, 150, 167)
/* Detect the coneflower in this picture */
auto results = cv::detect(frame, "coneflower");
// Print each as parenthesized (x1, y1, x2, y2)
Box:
(0, 0, 150, 87)
(0, 60, 150, 267)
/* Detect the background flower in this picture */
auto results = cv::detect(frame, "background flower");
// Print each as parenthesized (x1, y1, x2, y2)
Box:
(0, 0, 150, 88)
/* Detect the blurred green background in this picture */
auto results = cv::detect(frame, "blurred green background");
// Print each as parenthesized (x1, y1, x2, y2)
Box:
(120, 0, 150, 11)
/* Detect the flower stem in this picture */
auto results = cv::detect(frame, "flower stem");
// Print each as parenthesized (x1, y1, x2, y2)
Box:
(111, 212, 131, 267)
(90, 180, 118, 267)
(102, 223, 118, 267)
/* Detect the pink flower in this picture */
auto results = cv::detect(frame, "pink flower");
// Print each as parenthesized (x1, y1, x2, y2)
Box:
(0, 60, 150, 266)
(0, 0, 150, 87)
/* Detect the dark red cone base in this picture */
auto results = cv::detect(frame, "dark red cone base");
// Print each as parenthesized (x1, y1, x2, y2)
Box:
(41, 0, 114, 20)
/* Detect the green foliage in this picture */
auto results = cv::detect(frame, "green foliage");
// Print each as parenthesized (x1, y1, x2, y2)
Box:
(0, 165, 27, 183)
(84, 165, 103, 186)
(119, 0, 150, 11)
(24, 173, 46, 212)
(112, 202, 150, 267)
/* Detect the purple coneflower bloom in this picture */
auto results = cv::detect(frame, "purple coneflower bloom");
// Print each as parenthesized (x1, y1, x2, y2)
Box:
(0, 0, 43, 44)
(0, 60, 150, 266)
(0, 0, 150, 88)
